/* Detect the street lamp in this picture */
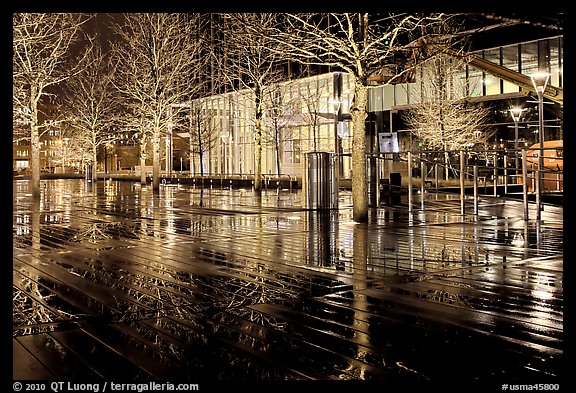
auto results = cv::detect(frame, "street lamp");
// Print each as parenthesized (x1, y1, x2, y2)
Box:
(221, 134, 228, 175)
(166, 124, 173, 174)
(328, 97, 342, 179)
(104, 143, 113, 174)
(509, 107, 523, 177)
(530, 72, 550, 220)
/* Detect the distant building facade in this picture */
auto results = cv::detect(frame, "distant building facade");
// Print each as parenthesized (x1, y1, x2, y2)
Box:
(13, 34, 562, 178)
(172, 34, 562, 179)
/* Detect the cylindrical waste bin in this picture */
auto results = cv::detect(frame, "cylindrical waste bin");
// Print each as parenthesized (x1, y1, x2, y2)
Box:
(367, 156, 380, 207)
(304, 152, 338, 210)
(389, 172, 402, 204)
(85, 162, 93, 182)
(390, 172, 402, 191)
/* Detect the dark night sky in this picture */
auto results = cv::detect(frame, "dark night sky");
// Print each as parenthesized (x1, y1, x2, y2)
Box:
(463, 13, 563, 51)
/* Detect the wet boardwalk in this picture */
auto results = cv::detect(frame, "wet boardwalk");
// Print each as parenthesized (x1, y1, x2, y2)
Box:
(12, 179, 565, 390)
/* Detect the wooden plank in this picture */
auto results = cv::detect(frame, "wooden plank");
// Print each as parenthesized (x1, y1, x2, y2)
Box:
(13, 339, 56, 380)
(49, 329, 154, 380)
(13, 255, 150, 316)
(80, 323, 174, 380)
(15, 334, 101, 379)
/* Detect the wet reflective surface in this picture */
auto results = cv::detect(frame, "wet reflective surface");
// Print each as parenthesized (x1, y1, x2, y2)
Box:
(13, 179, 564, 388)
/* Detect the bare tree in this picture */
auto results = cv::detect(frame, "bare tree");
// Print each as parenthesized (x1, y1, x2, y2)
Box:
(13, 13, 90, 198)
(255, 13, 449, 222)
(61, 38, 119, 182)
(299, 78, 334, 152)
(45, 116, 77, 173)
(261, 82, 296, 176)
(188, 100, 220, 176)
(218, 13, 288, 191)
(110, 13, 204, 192)
(402, 53, 494, 152)
(63, 125, 93, 171)
(116, 93, 154, 185)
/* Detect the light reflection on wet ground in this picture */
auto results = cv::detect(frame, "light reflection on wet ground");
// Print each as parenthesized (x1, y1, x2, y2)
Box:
(13, 179, 563, 386)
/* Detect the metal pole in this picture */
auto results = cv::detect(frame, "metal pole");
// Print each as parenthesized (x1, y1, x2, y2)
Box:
(473, 163, 478, 215)
(522, 149, 529, 221)
(421, 155, 426, 211)
(514, 121, 519, 178)
(504, 155, 508, 194)
(530, 73, 549, 220)
(460, 150, 465, 215)
(535, 155, 542, 220)
(408, 151, 413, 213)
(536, 93, 544, 220)
(166, 127, 170, 174)
(332, 86, 342, 179)
(434, 163, 438, 192)
(493, 151, 498, 197)
(421, 154, 426, 197)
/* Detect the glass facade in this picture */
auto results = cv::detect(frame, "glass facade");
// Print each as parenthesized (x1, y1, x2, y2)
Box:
(185, 72, 355, 178)
(178, 35, 561, 179)
(15, 34, 561, 176)
(366, 35, 563, 109)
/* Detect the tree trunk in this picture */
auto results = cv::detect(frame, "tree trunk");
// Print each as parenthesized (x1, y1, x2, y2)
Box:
(189, 135, 194, 176)
(197, 123, 204, 177)
(351, 83, 368, 223)
(444, 150, 449, 181)
(275, 137, 281, 176)
(140, 155, 146, 185)
(30, 92, 41, 200)
(313, 126, 317, 151)
(199, 150, 204, 177)
(153, 128, 160, 192)
(92, 151, 98, 183)
(254, 121, 262, 190)
(254, 92, 263, 191)
(31, 125, 41, 199)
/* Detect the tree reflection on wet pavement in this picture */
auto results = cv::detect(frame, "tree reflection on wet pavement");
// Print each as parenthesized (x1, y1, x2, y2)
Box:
(12, 179, 564, 388)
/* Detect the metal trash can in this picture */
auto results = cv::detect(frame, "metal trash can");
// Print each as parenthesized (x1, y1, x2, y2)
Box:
(389, 172, 402, 204)
(390, 172, 402, 191)
(85, 162, 93, 182)
(304, 152, 338, 210)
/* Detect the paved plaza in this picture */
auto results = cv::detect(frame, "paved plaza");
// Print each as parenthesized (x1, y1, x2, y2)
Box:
(12, 178, 565, 390)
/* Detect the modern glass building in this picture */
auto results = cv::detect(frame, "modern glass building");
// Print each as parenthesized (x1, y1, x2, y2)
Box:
(169, 34, 562, 180)
(12, 33, 563, 179)
(170, 72, 356, 179)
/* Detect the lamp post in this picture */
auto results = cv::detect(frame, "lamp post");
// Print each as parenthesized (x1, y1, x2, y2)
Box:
(530, 72, 550, 220)
(166, 125, 172, 175)
(509, 107, 523, 177)
(221, 134, 228, 175)
(328, 97, 342, 178)
(61, 137, 69, 173)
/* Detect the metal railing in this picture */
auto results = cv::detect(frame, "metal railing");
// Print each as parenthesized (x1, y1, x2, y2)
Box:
(374, 148, 562, 220)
